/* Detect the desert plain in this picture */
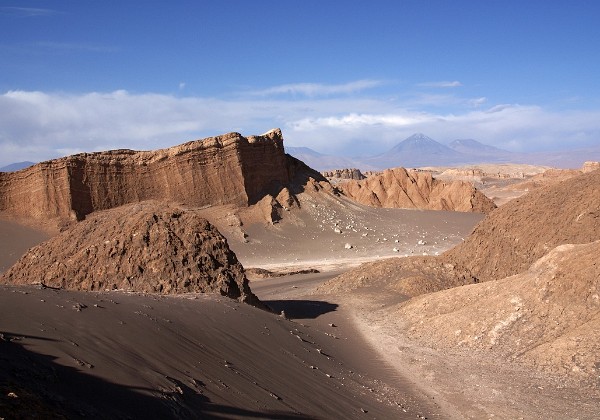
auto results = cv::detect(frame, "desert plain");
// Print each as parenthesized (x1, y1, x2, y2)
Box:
(1, 129, 599, 419)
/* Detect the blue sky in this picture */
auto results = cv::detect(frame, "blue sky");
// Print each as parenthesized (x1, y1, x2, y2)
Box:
(1, 0, 600, 166)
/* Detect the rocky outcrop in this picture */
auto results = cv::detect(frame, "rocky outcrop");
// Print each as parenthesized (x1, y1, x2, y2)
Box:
(338, 167, 496, 213)
(445, 168, 600, 282)
(322, 168, 600, 296)
(582, 161, 600, 173)
(321, 168, 366, 181)
(395, 240, 600, 382)
(0, 202, 261, 305)
(0, 129, 295, 222)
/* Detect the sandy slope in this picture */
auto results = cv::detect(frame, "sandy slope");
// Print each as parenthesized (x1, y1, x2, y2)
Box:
(0, 213, 465, 419)
(209, 193, 483, 273)
(1, 285, 428, 419)
(0, 218, 50, 273)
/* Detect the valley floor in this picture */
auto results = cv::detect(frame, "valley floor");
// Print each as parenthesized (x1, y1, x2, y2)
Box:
(253, 272, 600, 420)
(3, 208, 598, 419)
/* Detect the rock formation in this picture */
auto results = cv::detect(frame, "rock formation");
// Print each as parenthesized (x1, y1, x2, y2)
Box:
(0, 201, 261, 305)
(0, 129, 297, 223)
(319, 168, 600, 386)
(322, 168, 600, 295)
(321, 168, 366, 181)
(445, 168, 600, 282)
(395, 240, 600, 382)
(338, 167, 496, 213)
(582, 161, 600, 173)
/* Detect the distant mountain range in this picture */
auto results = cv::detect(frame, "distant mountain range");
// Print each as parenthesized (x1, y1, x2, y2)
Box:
(287, 133, 600, 171)
(0, 161, 35, 172)
(3, 134, 599, 174)
(285, 147, 377, 171)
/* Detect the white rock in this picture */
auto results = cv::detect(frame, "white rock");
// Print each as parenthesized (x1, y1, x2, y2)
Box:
(344, 243, 353, 249)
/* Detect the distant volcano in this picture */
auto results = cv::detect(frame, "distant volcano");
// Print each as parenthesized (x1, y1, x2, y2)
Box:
(367, 133, 465, 168)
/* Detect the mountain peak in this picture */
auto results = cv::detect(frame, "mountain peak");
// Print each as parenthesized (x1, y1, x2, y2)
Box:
(406, 133, 434, 142)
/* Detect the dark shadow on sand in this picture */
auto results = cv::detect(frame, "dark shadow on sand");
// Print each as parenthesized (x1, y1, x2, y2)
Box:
(0, 332, 318, 419)
(264, 300, 338, 320)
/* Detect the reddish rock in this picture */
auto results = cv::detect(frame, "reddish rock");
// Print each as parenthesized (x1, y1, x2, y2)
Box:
(0, 129, 292, 223)
(0, 202, 261, 305)
(338, 167, 496, 213)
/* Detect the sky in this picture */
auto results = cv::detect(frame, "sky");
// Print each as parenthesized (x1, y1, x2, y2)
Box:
(1, 0, 600, 167)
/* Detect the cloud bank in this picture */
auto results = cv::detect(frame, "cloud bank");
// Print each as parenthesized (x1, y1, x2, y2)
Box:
(1, 84, 599, 167)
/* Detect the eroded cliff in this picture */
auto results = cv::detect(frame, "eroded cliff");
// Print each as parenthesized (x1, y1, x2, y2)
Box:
(0, 129, 291, 222)
(338, 167, 496, 213)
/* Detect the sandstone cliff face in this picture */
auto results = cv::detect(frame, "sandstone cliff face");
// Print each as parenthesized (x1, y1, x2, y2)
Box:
(0, 202, 261, 305)
(338, 167, 496, 213)
(0, 129, 291, 222)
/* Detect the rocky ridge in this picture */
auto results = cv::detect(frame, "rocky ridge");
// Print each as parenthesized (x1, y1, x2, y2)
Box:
(0, 202, 261, 305)
(445, 168, 600, 282)
(338, 167, 496, 213)
(0, 129, 293, 223)
(321, 168, 366, 181)
(323, 169, 600, 296)
(395, 240, 600, 382)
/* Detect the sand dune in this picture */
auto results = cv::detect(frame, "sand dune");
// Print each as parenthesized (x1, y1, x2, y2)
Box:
(0, 218, 49, 273)
(0, 285, 436, 419)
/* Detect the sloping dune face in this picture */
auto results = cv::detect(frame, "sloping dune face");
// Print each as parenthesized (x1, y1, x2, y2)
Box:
(0, 129, 290, 221)
(446, 168, 600, 282)
(0, 201, 260, 304)
(338, 167, 496, 213)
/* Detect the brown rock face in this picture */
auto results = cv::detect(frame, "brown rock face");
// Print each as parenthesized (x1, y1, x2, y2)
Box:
(446, 168, 600, 282)
(0, 129, 291, 222)
(396, 241, 600, 382)
(338, 167, 496, 213)
(321, 168, 366, 180)
(582, 161, 600, 173)
(0, 202, 261, 305)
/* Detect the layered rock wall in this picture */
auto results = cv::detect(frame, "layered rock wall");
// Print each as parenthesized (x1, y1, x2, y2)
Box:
(0, 130, 290, 221)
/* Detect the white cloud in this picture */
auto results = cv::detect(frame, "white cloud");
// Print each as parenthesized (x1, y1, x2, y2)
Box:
(418, 80, 463, 88)
(0, 7, 57, 17)
(248, 79, 384, 97)
(468, 97, 487, 107)
(1, 87, 599, 167)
